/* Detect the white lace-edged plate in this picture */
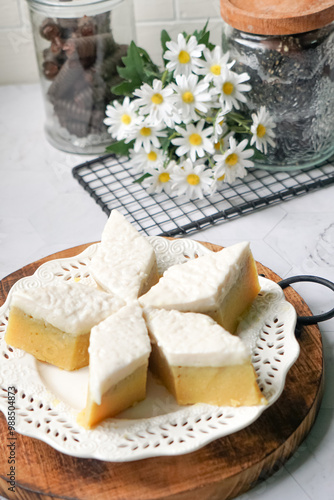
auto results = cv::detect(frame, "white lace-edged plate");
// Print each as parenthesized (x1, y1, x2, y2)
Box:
(0, 237, 299, 461)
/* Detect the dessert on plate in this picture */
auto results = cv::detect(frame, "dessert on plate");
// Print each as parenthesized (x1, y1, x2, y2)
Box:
(90, 209, 159, 303)
(5, 281, 125, 371)
(139, 241, 260, 334)
(77, 302, 151, 429)
(4, 209, 265, 427)
(144, 308, 266, 407)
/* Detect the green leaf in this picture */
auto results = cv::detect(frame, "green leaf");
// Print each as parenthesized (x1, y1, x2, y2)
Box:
(105, 139, 135, 156)
(119, 41, 145, 79)
(198, 30, 215, 50)
(160, 137, 172, 153)
(138, 46, 153, 61)
(113, 41, 161, 93)
(144, 69, 161, 80)
(111, 82, 137, 97)
(134, 172, 152, 184)
(113, 41, 148, 94)
(138, 48, 161, 77)
(161, 69, 174, 85)
(189, 21, 214, 51)
(111, 81, 136, 96)
(161, 29, 172, 68)
(196, 20, 209, 39)
(161, 29, 171, 53)
(251, 148, 266, 161)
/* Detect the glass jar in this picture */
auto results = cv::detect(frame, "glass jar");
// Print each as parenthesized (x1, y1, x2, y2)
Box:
(220, 0, 334, 170)
(27, 0, 135, 154)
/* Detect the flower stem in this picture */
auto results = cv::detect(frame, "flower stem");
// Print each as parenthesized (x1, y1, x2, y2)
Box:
(205, 153, 216, 169)
(227, 112, 251, 133)
(168, 132, 178, 141)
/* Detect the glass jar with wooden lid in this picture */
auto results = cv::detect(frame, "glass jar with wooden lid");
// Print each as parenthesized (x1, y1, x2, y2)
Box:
(220, 0, 334, 170)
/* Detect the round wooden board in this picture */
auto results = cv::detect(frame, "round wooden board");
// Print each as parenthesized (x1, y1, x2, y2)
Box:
(0, 241, 324, 500)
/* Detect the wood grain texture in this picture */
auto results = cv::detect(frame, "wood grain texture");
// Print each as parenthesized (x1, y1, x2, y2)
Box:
(0, 241, 324, 500)
(220, 0, 334, 34)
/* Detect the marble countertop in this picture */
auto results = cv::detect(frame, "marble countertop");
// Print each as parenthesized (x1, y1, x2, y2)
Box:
(1, 83, 334, 500)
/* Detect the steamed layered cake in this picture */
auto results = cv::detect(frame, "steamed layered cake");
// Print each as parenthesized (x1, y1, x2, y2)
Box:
(90, 210, 159, 303)
(144, 308, 266, 407)
(77, 302, 151, 428)
(5, 282, 125, 371)
(139, 241, 260, 334)
(4, 209, 265, 430)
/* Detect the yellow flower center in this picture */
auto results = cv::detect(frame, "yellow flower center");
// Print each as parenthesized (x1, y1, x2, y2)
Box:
(182, 91, 194, 104)
(187, 174, 200, 185)
(218, 174, 225, 181)
(121, 113, 131, 125)
(140, 126, 151, 136)
(159, 172, 170, 183)
(210, 64, 221, 75)
(189, 133, 202, 146)
(151, 93, 163, 105)
(225, 153, 238, 166)
(257, 124, 267, 138)
(178, 50, 190, 64)
(214, 141, 221, 151)
(147, 151, 157, 161)
(222, 81, 234, 95)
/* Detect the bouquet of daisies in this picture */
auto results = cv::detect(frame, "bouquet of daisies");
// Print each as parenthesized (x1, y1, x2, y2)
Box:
(105, 24, 276, 200)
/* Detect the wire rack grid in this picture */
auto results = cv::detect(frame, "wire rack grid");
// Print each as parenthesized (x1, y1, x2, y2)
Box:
(72, 153, 334, 237)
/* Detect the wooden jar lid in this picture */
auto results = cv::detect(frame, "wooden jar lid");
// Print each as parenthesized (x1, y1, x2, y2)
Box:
(220, 0, 334, 35)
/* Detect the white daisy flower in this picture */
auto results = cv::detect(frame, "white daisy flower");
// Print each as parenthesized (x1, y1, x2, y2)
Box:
(172, 120, 214, 162)
(142, 161, 177, 196)
(250, 106, 276, 154)
(125, 120, 167, 153)
(171, 74, 213, 123)
(171, 158, 213, 200)
(195, 46, 235, 81)
(213, 130, 235, 154)
(215, 68, 251, 110)
(214, 137, 254, 184)
(104, 97, 139, 140)
(164, 33, 205, 76)
(210, 174, 227, 195)
(133, 79, 175, 127)
(129, 146, 166, 174)
(212, 104, 232, 142)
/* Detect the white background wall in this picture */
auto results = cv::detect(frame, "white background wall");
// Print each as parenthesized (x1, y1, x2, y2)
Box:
(0, 0, 223, 85)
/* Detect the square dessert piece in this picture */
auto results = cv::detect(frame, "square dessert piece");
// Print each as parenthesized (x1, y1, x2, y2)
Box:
(5, 282, 125, 371)
(139, 241, 260, 334)
(77, 302, 151, 429)
(90, 209, 159, 303)
(144, 308, 266, 407)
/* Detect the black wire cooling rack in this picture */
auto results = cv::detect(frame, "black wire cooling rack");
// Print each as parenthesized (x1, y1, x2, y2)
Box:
(72, 154, 334, 237)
